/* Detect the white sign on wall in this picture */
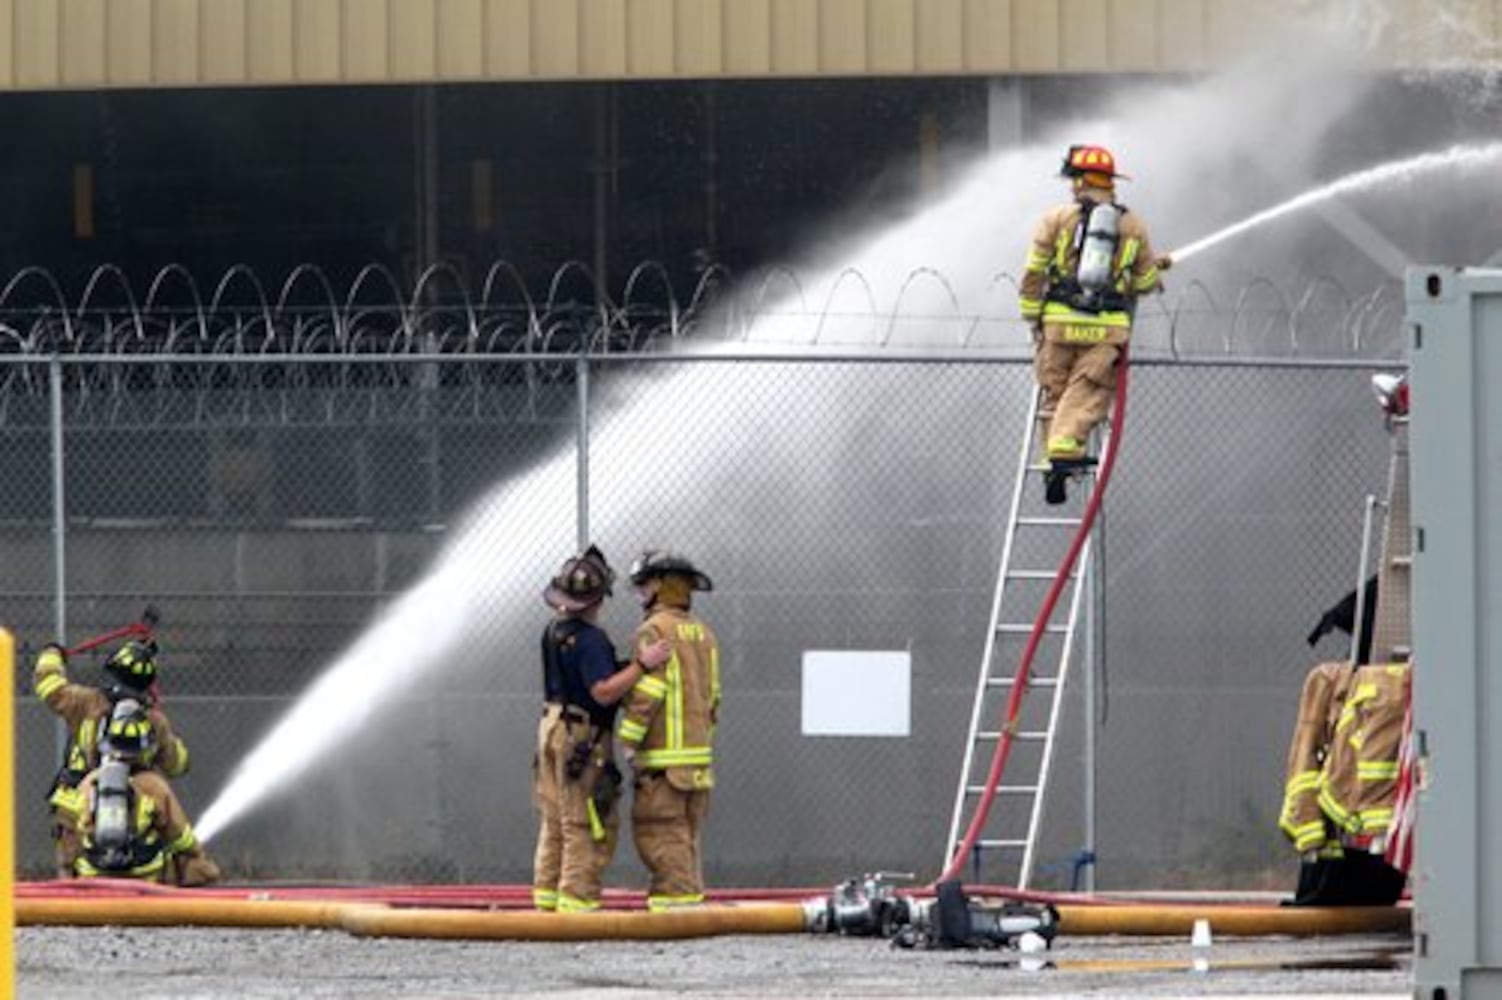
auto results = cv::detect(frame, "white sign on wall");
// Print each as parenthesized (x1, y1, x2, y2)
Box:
(800, 649, 911, 737)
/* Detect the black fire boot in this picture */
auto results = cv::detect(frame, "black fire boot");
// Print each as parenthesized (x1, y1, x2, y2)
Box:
(1044, 469, 1068, 505)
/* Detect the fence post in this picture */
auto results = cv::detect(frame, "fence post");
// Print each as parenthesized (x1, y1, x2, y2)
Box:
(1081, 511, 1103, 893)
(49, 357, 67, 764)
(575, 352, 590, 550)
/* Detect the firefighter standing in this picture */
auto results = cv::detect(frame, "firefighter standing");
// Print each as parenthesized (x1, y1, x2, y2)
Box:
(1019, 144, 1169, 504)
(618, 550, 720, 911)
(533, 545, 671, 913)
(33, 639, 190, 877)
(63, 704, 220, 885)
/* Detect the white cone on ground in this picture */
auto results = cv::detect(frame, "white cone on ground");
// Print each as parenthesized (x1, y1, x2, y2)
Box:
(1190, 917, 1212, 973)
(1190, 918, 1212, 948)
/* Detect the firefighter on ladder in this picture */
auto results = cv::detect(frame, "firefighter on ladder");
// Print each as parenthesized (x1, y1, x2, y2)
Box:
(1019, 144, 1170, 504)
(532, 545, 672, 913)
(617, 550, 720, 911)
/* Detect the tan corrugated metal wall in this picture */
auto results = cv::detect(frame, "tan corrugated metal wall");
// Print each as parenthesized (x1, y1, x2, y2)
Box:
(0, 0, 1498, 89)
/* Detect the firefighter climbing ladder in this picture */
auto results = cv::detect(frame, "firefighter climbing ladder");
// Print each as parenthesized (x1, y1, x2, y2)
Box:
(944, 385, 1110, 889)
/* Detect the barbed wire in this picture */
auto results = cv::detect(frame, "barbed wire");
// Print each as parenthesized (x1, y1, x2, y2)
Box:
(0, 260, 1406, 361)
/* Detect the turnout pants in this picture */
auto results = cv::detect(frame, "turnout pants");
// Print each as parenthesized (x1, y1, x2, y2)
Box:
(1034, 330, 1124, 460)
(532, 706, 619, 911)
(632, 769, 710, 910)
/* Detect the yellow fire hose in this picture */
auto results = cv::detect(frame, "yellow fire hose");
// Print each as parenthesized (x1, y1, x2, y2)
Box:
(17, 895, 1408, 940)
(340, 902, 812, 940)
(1054, 903, 1410, 937)
(18, 897, 348, 929)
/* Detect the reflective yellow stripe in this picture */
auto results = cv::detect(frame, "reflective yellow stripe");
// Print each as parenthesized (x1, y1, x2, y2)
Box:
(1046, 437, 1085, 460)
(647, 893, 704, 912)
(166, 824, 198, 856)
(1318, 786, 1353, 829)
(1356, 807, 1393, 831)
(1284, 771, 1320, 794)
(618, 718, 647, 743)
(135, 794, 157, 832)
(49, 786, 85, 818)
(1280, 818, 1327, 852)
(1025, 249, 1050, 272)
(1357, 760, 1400, 780)
(532, 888, 558, 911)
(586, 799, 605, 843)
(1040, 301, 1132, 327)
(1052, 229, 1071, 271)
(1019, 297, 1044, 318)
(633, 675, 668, 700)
(35, 674, 66, 699)
(1133, 267, 1159, 291)
(710, 645, 721, 739)
(666, 654, 683, 752)
(1117, 237, 1139, 272)
(637, 747, 713, 768)
(558, 894, 601, 913)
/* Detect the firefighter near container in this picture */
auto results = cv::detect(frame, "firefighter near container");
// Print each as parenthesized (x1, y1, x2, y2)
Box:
(618, 550, 721, 912)
(532, 545, 672, 913)
(1018, 144, 1170, 505)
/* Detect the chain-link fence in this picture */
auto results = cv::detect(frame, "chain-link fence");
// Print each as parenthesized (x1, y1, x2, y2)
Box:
(4, 340, 1397, 890)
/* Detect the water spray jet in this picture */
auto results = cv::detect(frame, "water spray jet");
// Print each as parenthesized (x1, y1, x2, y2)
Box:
(1168, 142, 1502, 264)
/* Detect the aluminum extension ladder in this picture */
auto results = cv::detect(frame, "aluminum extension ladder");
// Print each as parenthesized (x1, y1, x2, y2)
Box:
(944, 385, 1109, 889)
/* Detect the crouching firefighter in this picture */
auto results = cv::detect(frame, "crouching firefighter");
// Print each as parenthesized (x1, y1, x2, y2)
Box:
(532, 545, 672, 913)
(1018, 144, 1169, 505)
(34, 639, 189, 878)
(63, 704, 220, 885)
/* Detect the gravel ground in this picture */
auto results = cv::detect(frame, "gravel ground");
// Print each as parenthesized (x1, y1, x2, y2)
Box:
(18, 927, 1411, 998)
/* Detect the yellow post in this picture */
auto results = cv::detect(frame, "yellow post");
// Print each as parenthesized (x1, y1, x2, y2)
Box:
(0, 629, 13, 999)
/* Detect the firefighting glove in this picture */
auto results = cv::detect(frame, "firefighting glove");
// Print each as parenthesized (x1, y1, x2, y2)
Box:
(1307, 612, 1338, 648)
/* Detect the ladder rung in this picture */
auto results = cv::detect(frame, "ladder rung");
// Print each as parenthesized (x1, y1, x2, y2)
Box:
(1006, 569, 1080, 580)
(1016, 516, 1084, 527)
(986, 676, 1060, 688)
(977, 730, 1049, 742)
(995, 623, 1068, 634)
(965, 784, 1039, 796)
(1392, 645, 1413, 658)
(972, 839, 1029, 850)
(1389, 554, 1413, 568)
(1026, 462, 1099, 474)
